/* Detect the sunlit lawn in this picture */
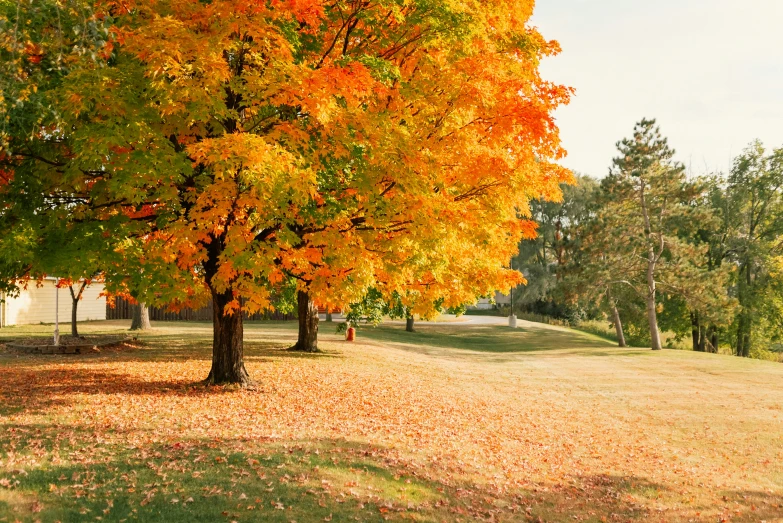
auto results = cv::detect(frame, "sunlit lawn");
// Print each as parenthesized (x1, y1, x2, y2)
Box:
(1, 320, 782, 522)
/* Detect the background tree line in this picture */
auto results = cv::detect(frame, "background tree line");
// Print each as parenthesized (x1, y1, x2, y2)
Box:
(512, 119, 783, 359)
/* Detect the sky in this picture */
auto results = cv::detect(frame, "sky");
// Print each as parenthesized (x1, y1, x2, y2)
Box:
(530, 0, 783, 177)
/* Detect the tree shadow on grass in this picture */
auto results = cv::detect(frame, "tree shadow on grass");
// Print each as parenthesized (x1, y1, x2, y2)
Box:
(2, 427, 780, 523)
(0, 367, 219, 416)
(0, 334, 342, 368)
(0, 344, 344, 416)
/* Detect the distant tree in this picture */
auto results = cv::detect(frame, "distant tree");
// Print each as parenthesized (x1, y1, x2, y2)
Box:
(340, 287, 468, 334)
(511, 128, 782, 359)
(562, 201, 644, 347)
(724, 142, 783, 357)
(514, 175, 599, 318)
(341, 289, 421, 333)
(596, 119, 716, 350)
(676, 176, 737, 352)
(66, 275, 103, 338)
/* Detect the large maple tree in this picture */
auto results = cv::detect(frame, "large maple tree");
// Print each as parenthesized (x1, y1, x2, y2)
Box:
(1, 0, 571, 385)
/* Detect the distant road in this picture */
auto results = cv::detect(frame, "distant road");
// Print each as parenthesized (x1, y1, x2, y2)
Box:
(380, 314, 573, 333)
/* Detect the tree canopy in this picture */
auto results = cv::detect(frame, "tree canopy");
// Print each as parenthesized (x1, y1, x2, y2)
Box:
(0, 0, 572, 384)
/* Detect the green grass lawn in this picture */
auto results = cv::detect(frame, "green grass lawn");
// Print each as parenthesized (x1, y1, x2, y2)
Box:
(1, 319, 782, 522)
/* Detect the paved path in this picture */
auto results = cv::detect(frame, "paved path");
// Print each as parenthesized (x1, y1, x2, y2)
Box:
(378, 313, 574, 333)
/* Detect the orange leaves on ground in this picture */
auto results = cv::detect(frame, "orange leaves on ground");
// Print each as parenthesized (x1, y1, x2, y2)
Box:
(3, 322, 783, 521)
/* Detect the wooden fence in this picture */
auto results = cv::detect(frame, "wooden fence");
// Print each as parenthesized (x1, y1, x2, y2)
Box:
(106, 297, 296, 322)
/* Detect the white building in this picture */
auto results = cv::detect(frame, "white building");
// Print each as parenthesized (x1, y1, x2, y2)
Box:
(471, 291, 511, 310)
(0, 278, 106, 327)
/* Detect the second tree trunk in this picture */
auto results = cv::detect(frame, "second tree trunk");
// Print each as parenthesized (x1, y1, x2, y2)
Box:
(292, 290, 319, 352)
(69, 282, 88, 338)
(611, 303, 626, 347)
(71, 297, 80, 337)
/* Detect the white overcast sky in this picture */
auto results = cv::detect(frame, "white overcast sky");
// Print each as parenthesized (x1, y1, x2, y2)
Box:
(530, 0, 783, 177)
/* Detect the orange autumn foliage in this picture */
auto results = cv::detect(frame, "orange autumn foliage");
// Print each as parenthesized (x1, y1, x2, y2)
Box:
(102, 0, 572, 311)
(2, 0, 571, 382)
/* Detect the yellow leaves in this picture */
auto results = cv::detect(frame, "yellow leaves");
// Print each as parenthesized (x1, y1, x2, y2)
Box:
(187, 134, 314, 198)
(19, 0, 572, 315)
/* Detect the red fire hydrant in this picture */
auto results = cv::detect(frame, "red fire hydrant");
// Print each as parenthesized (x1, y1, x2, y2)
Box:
(346, 326, 356, 342)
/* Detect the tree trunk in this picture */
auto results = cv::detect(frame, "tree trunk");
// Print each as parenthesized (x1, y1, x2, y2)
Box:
(741, 326, 751, 358)
(741, 263, 753, 357)
(735, 261, 754, 358)
(71, 296, 79, 337)
(644, 247, 662, 350)
(200, 235, 251, 386)
(690, 312, 701, 351)
(735, 315, 746, 357)
(645, 272, 662, 351)
(708, 326, 718, 353)
(406, 315, 415, 333)
(698, 325, 707, 352)
(130, 302, 152, 331)
(639, 181, 662, 351)
(69, 281, 88, 338)
(646, 298, 662, 350)
(611, 303, 626, 347)
(325, 310, 333, 322)
(205, 287, 250, 385)
(291, 290, 319, 352)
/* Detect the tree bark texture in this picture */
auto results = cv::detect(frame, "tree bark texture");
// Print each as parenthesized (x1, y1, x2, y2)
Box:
(611, 303, 626, 347)
(291, 290, 319, 352)
(639, 183, 662, 351)
(735, 307, 752, 357)
(708, 326, 718, 353)
(698, 325, 707, 352)
(691, 312, 702, 351)
(71, 298, 79, 337)
(735, 261, 754, 357)
(734, 314, 745, 356)
(130, 302, 152, 331)
(406, 315, 415, 333)
(741, 328, 751, 358)
(202, 236, 251, 386)
(645, 269, 662, 351)
(205, 287, 250, 385)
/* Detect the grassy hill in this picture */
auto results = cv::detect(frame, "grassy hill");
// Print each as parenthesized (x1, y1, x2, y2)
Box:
(1, 320, 781, 522)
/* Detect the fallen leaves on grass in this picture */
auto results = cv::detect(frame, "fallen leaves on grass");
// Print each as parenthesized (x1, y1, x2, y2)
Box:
(1, 324, 782, 522)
